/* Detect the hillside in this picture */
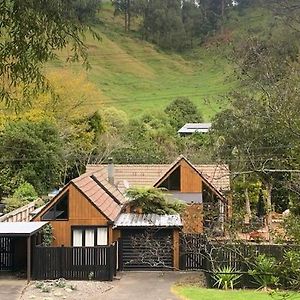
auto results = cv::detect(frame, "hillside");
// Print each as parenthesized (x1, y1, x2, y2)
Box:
(47, 3, 272, 120)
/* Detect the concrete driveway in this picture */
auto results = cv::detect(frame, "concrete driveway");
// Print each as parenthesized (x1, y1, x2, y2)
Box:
(104, 271, 197, 300)
(0, 279, 26, 300)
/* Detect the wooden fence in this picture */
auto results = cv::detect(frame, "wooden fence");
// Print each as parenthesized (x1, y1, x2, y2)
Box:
(179, 233, 300, 287)
(0, 200, 39, 222)
(32, 243, 117, 281)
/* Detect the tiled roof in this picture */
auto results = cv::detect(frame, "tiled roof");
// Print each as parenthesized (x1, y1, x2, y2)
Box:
(72, 170, 125, 221)
(114, 213, 182, 228)
(86, 162, 230, 194)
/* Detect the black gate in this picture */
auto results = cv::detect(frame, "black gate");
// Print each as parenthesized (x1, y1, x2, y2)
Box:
(0, 237, 14, 271)
(32, 243, 117, 281)
(179, 233, 206, 270)
(119, 229, 173, 270)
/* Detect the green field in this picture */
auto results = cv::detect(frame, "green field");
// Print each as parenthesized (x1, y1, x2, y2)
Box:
(174, 286, 300, 300)
(47, 4, 236, 120)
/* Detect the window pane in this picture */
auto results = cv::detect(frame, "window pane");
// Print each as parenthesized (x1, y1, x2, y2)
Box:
(73, 229, 83, 247)
(85, 229, 95, 247)
(97, 228, 108, 245)
(41, 192, 68, 220)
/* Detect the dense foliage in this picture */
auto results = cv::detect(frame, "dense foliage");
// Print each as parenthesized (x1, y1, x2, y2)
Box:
(126, 187, 185, 215)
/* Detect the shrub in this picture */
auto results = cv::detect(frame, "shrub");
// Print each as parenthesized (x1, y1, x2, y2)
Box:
(278, 250, 300, 290)
(249, 254, 279, 290)
(212, 266, 241, 290)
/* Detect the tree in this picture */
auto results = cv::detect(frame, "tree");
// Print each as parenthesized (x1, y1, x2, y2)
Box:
(125, 187, 185, 215)
(0, 0, 100, 105)
(165, 97, 203, 130)
(0, 119, 63, 196)
(142, 0, 187, 50)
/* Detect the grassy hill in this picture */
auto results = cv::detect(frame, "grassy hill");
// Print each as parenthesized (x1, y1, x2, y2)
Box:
(47, 3, 271, 120)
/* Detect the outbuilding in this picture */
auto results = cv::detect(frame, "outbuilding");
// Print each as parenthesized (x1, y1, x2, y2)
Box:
(0, 222, 48, 282)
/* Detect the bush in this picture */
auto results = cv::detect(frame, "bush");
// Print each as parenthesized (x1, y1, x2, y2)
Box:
(249, 254, 279, 290)
(212, 266, 241, 290)
(278, 250, 300, 290)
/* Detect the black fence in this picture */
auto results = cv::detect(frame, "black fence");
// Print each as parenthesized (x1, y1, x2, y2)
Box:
(0, 237, 13, 271)
(179, 233, 300, 288)
(32, 243, 117, 281)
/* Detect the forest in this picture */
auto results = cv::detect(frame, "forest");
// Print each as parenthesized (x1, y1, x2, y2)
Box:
(1, 0, 300, 240)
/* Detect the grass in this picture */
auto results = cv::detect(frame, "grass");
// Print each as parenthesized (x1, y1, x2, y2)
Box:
(46, 3, 277, 120)
(46, 3, 236, 120)
(173, 286, 300, 300)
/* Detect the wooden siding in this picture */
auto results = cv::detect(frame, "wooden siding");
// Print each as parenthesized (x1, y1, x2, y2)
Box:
(173, 229, 180, 270)
(180, 160, 202, 192)
(182, 204, 203, 234)
(35, 184, 109, 246)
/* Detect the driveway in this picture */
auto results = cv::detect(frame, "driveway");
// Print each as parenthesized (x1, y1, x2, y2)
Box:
(0, 279, 26, 300)
(104, 271, 200, 300)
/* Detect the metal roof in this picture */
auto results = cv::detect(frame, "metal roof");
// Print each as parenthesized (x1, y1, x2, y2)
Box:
(0, 222, 48, 237)
(114, 213, 182, 228)
(178, 123, 212, 134)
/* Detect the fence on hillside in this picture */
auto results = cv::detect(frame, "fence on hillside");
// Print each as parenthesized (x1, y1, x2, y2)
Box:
(0, 200, 39, 222)
(32, 243, 117, 281)
(179, 233, 300, 287)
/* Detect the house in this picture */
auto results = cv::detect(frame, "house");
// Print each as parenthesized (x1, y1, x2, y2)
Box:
(177, 123, 212, 135)
(32, 155, 230, 270)
(87, 155, 231, 234)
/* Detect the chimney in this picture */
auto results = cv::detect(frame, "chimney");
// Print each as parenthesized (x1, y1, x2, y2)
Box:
(107, 157, 115, 185)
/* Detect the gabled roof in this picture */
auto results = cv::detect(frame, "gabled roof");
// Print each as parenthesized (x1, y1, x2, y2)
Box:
(34, 171, 124, 222)
(86, 158, 230, 194)
(153, 155, 226, 201)
(71, 171, 124, 221)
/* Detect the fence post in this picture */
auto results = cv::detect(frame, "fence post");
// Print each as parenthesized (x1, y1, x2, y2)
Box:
(118, 238, 123, 271)
(108, 245, 114, 281)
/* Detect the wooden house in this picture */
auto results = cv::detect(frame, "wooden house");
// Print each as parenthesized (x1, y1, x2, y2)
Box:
(33, 155, 230, 270)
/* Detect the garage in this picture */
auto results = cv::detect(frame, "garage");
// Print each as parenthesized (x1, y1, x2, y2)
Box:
(115, 213, 182, 271)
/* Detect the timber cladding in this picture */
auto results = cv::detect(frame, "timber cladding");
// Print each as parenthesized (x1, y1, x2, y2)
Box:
(180, 160, 202, 192)
(181, 204, 203, 234)
(35, 184, 110, 246)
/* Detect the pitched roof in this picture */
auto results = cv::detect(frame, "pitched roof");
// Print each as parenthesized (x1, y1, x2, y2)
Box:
(114, 213, 182, 228)
(86, 159, 230, 194)
(71, 170, 125, 221)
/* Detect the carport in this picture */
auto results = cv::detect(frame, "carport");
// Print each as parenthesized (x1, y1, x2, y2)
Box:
(0, 222, 48, 282)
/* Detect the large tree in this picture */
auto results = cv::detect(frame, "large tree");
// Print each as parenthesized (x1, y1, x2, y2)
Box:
(0, 0, 101, 105)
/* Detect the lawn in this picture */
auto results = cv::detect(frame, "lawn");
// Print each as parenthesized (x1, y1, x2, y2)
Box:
(46, 3, 235, 120)
(173, 286, 300, 300)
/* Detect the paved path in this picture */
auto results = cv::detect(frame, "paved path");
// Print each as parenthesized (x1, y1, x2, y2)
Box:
(0, 279, 26, 300)
(104, 272, 185, 300)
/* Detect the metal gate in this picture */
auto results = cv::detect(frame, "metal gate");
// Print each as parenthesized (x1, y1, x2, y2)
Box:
(119, 229, 173, 270)
(0, 237, 14, 271)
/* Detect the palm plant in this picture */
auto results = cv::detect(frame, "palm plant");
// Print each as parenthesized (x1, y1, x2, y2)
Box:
(213, 266, 242, 290)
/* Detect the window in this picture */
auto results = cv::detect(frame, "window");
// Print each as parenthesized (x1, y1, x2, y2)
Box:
(41, 192, 68, 220)
(72, 227, 108, 247)
(158, 166, 181, 191)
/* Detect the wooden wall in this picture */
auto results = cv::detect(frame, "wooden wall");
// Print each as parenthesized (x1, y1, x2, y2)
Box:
(181, 204, 203, 234)
(35, 184, 110, 246)
(180, 160, 202, 192)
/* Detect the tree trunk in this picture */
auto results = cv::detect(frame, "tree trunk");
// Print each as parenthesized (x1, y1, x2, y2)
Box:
(220, 0, 225, 35)
(264, 181, 273, 241)
(243, 175, 252, 222)
(127, 0, 131, 32)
